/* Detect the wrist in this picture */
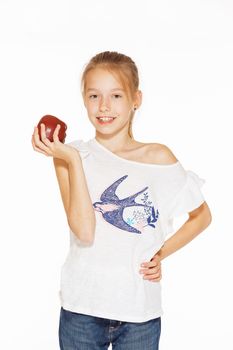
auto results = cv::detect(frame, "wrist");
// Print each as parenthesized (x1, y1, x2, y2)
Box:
(67, 150, 82, 165)
(156, 245, 167, 261)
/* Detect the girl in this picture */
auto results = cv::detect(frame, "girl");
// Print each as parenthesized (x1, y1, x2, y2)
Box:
(31, 51, 212, 350)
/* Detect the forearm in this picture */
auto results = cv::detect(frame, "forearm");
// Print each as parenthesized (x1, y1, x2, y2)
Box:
(157, 215, 211, 261)
(67, 154, 96, 243)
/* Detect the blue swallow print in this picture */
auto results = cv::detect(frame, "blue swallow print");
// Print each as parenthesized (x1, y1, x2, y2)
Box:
(93, 175, 159, 234)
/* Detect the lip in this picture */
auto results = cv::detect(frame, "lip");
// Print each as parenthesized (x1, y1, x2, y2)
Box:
(96, 116, 116, 124)
(96, 116, 116, 119)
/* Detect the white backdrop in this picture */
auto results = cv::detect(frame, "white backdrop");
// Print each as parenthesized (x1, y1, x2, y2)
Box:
(0, 0, 232, 349)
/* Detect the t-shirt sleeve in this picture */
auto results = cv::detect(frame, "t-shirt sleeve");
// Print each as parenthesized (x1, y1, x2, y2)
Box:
(160, 165, 206, 236)
(65, 139, 90, 160)
(167, 170, 205, 218)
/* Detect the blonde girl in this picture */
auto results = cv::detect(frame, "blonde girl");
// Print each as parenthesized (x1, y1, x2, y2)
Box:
(32, 51, 212, 350)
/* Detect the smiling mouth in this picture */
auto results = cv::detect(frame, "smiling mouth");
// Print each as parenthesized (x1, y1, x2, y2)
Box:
(96, 116, 116, 123)
(97, 116, 116, 120)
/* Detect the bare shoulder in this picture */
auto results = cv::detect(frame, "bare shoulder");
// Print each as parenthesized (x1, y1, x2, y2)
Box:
(145, 142, 179, 165)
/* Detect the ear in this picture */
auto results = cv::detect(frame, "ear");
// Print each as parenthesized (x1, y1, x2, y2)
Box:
(134, 90, 142, 109)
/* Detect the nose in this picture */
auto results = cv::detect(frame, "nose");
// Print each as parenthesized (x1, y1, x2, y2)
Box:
(99, 96, 110, 112)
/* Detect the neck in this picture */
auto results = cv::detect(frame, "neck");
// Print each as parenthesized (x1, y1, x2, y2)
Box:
(95, 130, 134, 153)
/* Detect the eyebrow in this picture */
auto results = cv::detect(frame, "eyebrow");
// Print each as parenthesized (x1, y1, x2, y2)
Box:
(86, 88, 125, 92)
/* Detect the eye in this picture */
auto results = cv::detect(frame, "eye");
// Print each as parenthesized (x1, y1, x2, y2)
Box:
(113, 94, 122, 98)
(89, 94, 98, 99)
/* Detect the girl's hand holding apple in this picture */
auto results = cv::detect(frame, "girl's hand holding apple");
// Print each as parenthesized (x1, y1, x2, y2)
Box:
(31, 122, 78, 164)
(37, 115, 67, 143)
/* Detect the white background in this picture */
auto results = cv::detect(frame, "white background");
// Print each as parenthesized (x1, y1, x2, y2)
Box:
(0, 0, 232, 349)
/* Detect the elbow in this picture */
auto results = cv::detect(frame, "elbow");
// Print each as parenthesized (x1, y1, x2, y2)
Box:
(207, 210, 212, 226)
(204, 203, 212, 227)
(79, 229, 95, 245)
(70, 225, 95, 245)
(68, 218, 96, 245)
(188, 201, 212, 228)
(202, 213, 212, 230)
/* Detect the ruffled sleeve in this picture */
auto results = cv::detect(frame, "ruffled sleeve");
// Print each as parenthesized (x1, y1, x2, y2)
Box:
(65, 139, 90, 160)
(160, 166, 206, 236)
(167, 170, 205, 218)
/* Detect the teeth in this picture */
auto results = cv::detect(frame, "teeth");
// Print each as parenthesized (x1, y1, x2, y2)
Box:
(98, 117, 114, 121)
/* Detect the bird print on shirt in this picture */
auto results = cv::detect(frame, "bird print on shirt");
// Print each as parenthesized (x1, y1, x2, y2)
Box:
(93, 175, 159, 234)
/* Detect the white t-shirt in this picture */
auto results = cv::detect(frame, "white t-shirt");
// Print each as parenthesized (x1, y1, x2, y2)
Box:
(58, 137, 206, 322)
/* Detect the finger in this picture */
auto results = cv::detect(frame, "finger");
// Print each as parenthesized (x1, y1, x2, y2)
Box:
(143, 270, 161, 280)
(31, 136, 50, 156)
(32, 126, 38, 142)
(142, 261, 159, 269)
(139, 261, 160, 273)
(40, 123, 52, 147)
(143, 266, 161, 276)
(143, 258, 160, 266)
(53, 124, 61, 142)
(34, 125, 51, 152)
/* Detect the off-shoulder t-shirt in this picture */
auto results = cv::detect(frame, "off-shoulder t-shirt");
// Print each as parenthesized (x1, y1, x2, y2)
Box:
(58, 137, 206, 322)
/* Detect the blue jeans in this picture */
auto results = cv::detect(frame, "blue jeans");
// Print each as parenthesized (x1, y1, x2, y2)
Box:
(59, 307, 161, 350)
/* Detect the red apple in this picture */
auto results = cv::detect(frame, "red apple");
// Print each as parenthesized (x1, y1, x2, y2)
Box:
(37, 115, 67, 143)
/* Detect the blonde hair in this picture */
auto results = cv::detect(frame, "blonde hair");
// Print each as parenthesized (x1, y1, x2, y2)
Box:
(80, 51, 139, 139)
